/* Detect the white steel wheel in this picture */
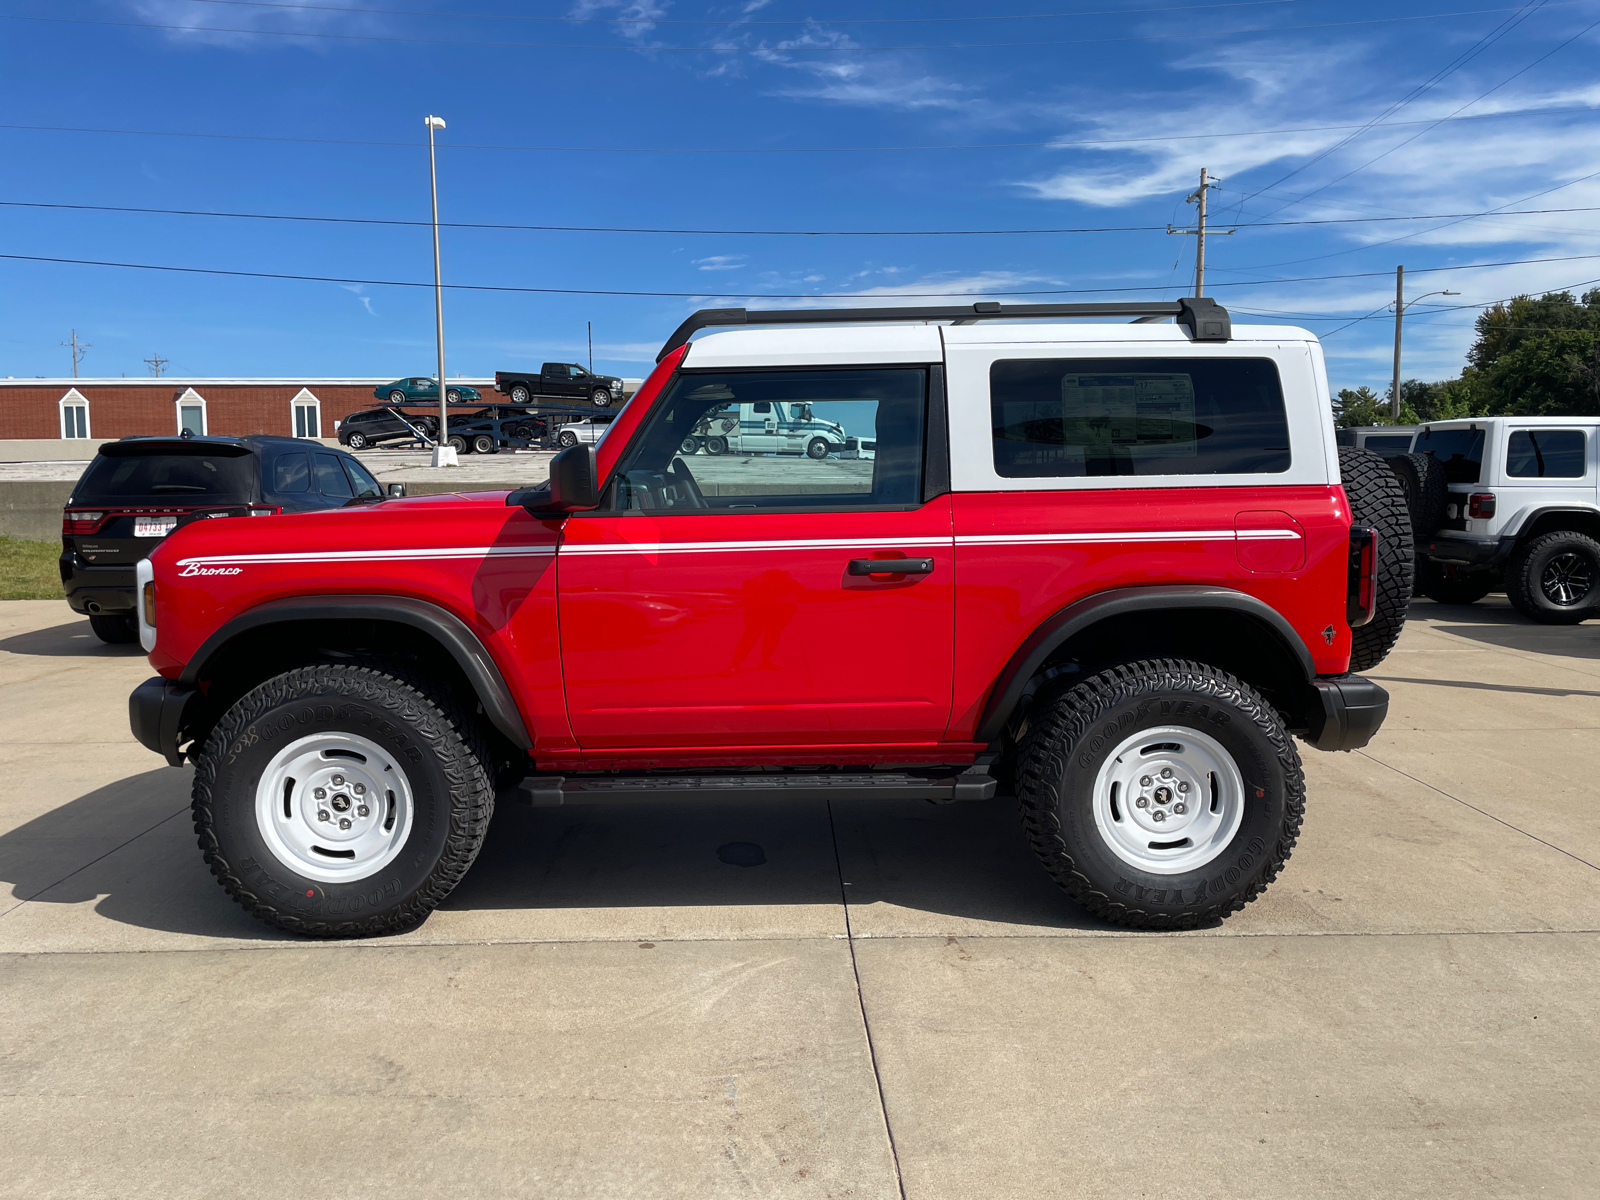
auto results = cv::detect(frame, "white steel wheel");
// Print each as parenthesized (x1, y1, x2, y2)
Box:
(253, 731, 415, 884)
(1091, 725, 1245, 875)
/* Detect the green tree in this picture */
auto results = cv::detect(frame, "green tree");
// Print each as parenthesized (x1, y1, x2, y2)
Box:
(1334, 385, 1388, 427)
(1469, 289, 1600, 415)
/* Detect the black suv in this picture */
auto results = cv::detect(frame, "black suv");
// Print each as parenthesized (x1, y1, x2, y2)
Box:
(61, 436, 398, 644)
(337, 406, 438, 450)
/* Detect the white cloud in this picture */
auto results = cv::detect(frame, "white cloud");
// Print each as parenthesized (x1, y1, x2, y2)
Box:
(126, 0, 382, 48)
(694, 255, 746, 271)
(569, 0, 669, 43)
(340, 284, 376, 316)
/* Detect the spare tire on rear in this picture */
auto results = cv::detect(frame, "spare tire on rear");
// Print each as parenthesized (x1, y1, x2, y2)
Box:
(1340, 446, 1414, 671)
(1389, 451, 1448, 537)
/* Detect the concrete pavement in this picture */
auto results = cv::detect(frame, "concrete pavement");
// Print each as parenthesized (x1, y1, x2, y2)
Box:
(1, 597, 1597, 1198)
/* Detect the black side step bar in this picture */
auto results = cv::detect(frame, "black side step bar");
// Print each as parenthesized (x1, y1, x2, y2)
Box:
(501, 766, 997, 807)
(657, 297, 1231, 360)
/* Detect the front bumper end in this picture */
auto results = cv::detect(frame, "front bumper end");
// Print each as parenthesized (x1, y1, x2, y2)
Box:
(129, 676, 197, 767)
(1305, 674, 1388, 752)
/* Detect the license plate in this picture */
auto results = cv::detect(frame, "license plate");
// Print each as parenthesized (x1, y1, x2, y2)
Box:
(134, 517, 178, 538)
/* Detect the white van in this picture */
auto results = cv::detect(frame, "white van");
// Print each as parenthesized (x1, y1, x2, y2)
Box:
(686, 400, 850, 458)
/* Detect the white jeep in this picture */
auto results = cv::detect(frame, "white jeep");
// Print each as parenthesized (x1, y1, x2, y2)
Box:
(1409, 417, 1600, 621)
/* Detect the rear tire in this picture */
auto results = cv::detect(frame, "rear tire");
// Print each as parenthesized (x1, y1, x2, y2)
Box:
(705, 436, 727, 456)
(1506, 531, 1600, 624)
(346, 431, 367, 450)
(190, 663, 494, 938)
(446, 434, 467, 454)
(1016, 659, 1304, 930)
(557, 431, 578, 448)
(89, 614, 138, 644)
(470, 434, 495, 455)
(1389, 452, 1448, 537)
(1418, 559, 1495, 606)
(388, 390, 406, 404)
(1340, 446, 1414, 671)
(510, 384, 531, 404)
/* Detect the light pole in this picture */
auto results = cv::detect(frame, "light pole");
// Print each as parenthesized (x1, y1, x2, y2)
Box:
(425, 115, 455, 467)
(1390, 264, 1460, 420)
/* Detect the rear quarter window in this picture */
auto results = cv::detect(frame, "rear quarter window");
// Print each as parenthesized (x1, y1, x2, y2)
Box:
(1506, 429, 1587, 478)
(1415, 427, 1485, 484)
(990, 357, 1290, 478)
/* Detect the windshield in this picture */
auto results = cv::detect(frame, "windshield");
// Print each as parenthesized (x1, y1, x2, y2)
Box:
(73, 446, 256, 505)
(1416, 426, 1485, 484)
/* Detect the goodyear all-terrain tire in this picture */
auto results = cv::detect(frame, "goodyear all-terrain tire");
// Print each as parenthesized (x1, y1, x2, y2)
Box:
(1015, 659, 1304, 930)
(191, 663, 494, 938)
(1340, 446, 1414, 671)
(1417, 558, 1496, 606)
(1505, 531, 1600, 625)
(1389, 451, 1448, 537)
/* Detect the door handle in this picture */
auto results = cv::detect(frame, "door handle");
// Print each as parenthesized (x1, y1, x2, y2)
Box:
(848, 558, 934, 576)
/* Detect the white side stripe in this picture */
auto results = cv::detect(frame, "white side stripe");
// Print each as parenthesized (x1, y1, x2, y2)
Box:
(176, 545, 556, 567)
(559, 535, 951, 557)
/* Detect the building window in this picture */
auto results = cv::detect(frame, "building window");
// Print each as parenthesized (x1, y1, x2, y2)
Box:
(58, 388, 91, 439)
(174, 387, 207, 436)
(290, 387, 322, 439)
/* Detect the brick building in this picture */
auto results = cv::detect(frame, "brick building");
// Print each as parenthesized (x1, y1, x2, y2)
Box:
(0, 378, 496, 442)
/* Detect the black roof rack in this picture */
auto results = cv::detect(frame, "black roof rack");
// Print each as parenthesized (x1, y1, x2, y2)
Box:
(657, 297, 1231, 361)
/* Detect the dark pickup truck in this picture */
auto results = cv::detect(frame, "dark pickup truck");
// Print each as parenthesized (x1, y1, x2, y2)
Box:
(494, 363, 626, 408)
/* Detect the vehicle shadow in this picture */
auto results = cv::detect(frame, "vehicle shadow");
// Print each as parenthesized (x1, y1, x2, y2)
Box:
(0, 619, 145, 658)
(1415, 598, 1600, 660)
(0, 768, 1103, 940)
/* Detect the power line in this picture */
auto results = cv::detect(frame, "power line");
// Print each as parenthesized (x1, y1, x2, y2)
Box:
(182, 0, 1316, 26)
(4, 249, 1599, 300)
(1, 5, 1558, 53)
(5, 104, 1593, 155)
(6, 198, 1599, 237)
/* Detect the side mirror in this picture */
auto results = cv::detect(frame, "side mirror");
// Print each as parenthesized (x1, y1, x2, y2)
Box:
(512, 443, 599, 514)
(386, 483, 407, 498)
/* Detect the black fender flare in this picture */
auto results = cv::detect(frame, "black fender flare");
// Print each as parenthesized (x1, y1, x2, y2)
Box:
(974, 585, 1317, 744)
(1506, 505, 1600, 539)
(180, 595, 532, 749)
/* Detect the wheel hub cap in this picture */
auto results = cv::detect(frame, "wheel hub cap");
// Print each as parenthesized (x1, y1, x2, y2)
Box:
(1542, 553, 1592, 606)
(1091, 726, 1246, 875)
(254, 732, 414, 883)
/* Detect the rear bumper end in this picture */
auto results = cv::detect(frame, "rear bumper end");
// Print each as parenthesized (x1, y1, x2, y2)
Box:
(1304, 674, 1388, 752)
(129, 676, 197, 767)
(1419, 533, 1514, 569)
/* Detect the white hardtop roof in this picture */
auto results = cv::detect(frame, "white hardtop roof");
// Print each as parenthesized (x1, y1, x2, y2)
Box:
(1421, 416, 1600, 427)
(683, 320, 1315, 367)
(0, 377, 497, 387)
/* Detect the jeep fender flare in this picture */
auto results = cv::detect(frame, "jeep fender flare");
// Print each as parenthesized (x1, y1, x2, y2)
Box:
(1506, 504, 1600, 541)
(180, 594, 532, 749)
(973, 585, 1317, 744)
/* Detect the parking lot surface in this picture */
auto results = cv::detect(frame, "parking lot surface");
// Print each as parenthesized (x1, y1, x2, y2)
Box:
(2, 598, 1597, 1198)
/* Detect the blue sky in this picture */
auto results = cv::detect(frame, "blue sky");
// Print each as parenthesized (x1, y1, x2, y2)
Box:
(2, 0, 1597, 394)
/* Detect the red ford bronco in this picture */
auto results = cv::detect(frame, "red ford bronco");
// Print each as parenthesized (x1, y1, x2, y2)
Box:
(129, 299, 1411, 937)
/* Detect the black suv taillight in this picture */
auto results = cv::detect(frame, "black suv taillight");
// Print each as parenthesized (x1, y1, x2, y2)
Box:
(1468, 492, 1496, 519)
(1347, 525, 1378, 628)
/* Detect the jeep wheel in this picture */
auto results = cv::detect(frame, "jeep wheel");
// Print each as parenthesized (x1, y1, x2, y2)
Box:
(510, 384, 531, 404)
(388, 390, 406, 404)
(1418, 559, 1495, 606)
(346, 431, 367, 450)
(1506, 531, 1600, 624)
(190, 664, 494, 938)
(89, 613, 138, 644)
(1389, 452, 1448, 537)
(1339, 446, 1414, 671)
(1016, 660, 1303, 930)
(806, 437, 829, 460)
(592, 388, 612, 407)
(705, 436, 727, 456)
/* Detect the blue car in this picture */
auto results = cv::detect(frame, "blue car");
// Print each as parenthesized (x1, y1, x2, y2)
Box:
(374, 377, 482, 404)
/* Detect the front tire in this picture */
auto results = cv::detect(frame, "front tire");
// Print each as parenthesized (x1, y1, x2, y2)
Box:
(592, 388, 612, 407)
(806, 437, 829, 460)
(1506, 531, 1600, 624)
(1016, 660, 1304, 930)
(89, 613, 138, 644)
(446, 388, 462, 404)
(190, 664, 493, 938)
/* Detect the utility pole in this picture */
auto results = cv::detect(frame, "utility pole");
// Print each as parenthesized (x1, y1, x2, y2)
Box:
(1166, 167, 1233, 296)
(1391, 265, 1405, 421)
(425, 114, 455, 467)
(588, 321, 593, 373)
(143, 353, 169, 378)
(61, 330, 90, 378)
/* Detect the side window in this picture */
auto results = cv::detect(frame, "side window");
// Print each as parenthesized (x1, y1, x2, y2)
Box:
(990, 357, 1290, 478)
(273, 452, 312, 494)
(610, 368, 925, 512)
(1506, 429, 1586, 478)
(1416, 427, 1485, 484)
(341, 457, 382, 499)
(313, 453, 353, 498)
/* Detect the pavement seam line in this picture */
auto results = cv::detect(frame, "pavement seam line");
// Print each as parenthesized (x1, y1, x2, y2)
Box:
(1356, 749, 1600, 872)
(826, 799, 909, 1200)
(0, 805, 191, 922)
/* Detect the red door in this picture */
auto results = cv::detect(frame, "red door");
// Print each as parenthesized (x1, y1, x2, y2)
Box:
(557, 502, 955, 750)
